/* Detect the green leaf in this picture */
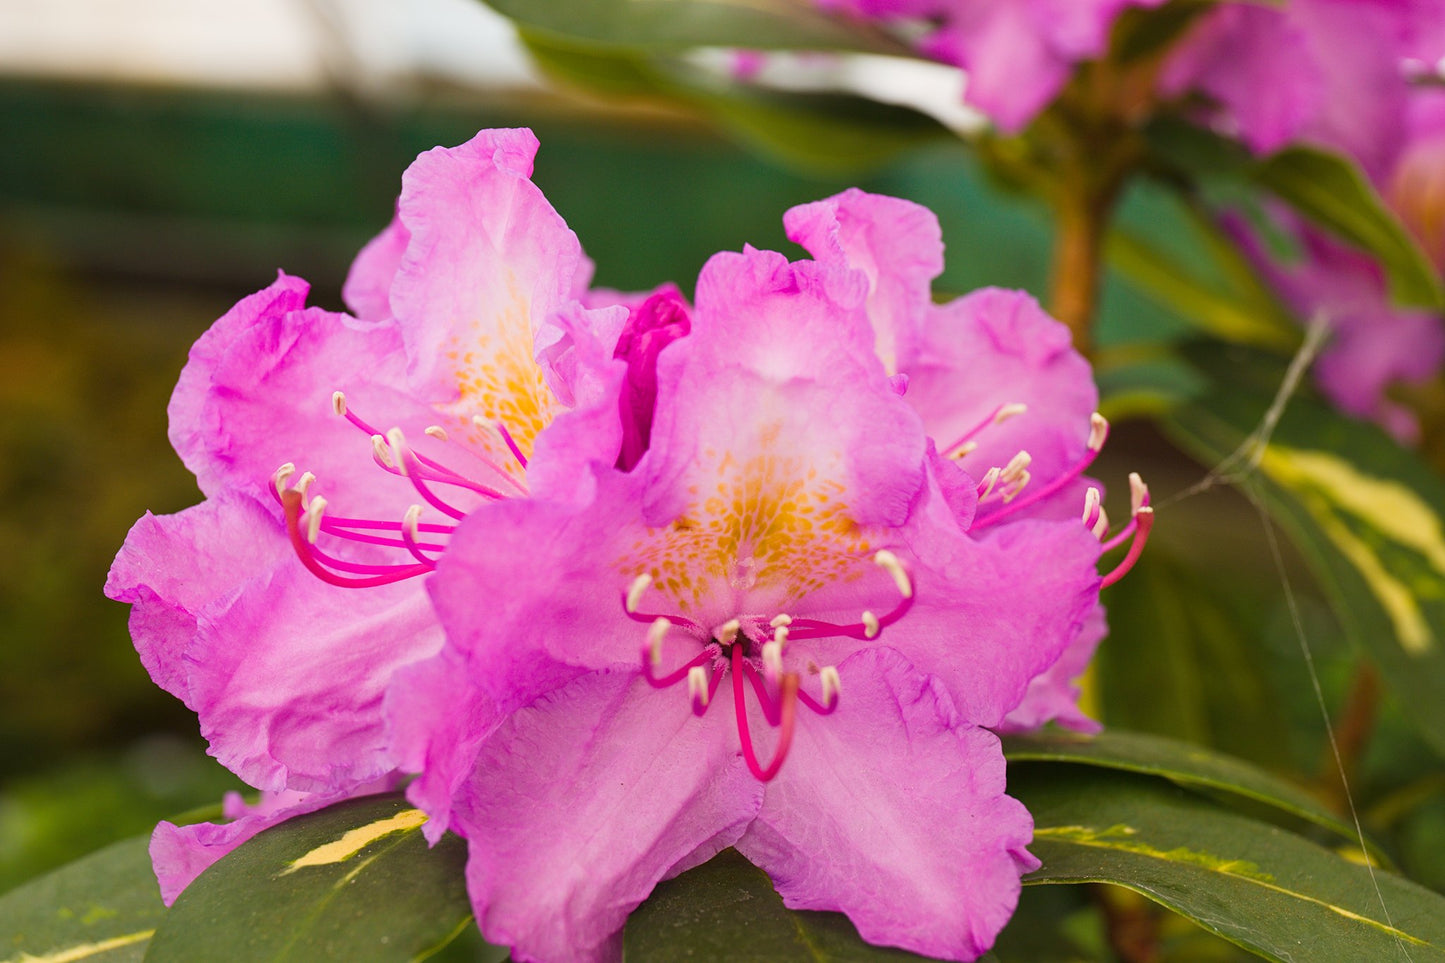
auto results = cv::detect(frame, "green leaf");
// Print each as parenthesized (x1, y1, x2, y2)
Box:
(1003, 728, 1386, 863)
(1017, 767, 1445, 962)
(0, 835, 163, 963)
(624, 848, 934, 961)
(479, 0, 910, 54)
(1253, 147, 1444, 311)
(144, 794, 473, 963)
(1168, 345, 1445, 758)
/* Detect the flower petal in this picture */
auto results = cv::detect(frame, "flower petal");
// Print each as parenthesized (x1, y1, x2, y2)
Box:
(999, 602, 1106, 734)
(342, 215, 410, 322)
(454, 670, 762, 963)
(737, 647, 1036, 962)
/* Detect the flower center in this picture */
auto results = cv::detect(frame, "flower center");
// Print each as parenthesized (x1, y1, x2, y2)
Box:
(623, 550, 913, 781)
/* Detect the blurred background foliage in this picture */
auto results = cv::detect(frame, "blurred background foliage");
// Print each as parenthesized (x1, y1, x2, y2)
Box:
(3, 4, 1445, 956)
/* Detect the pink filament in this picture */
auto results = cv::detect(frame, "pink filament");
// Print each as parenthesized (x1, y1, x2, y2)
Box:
(939, 403, 1014, 458)
(732, 644, 797, 782)
(641, 646, 715, 689)
(973, 441, 1104, 530)
(282, 490, 432, 588)
(1100, 510, 1154, 588)
(788, 592, 914, 642)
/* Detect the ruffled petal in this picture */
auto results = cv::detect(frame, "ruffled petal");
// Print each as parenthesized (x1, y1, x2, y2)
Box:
(454, 670, 762, 963)
(342, 215, 410, 322)
(738, 647, 1036, 961)
(999, 602, 1106, 734)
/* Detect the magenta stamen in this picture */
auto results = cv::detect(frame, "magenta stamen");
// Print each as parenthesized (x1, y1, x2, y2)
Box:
(731, 645, 797, 783)
(393, 448, 470, 520)
(1101, 517, 1138, 553)
(401, 517, 440, 566)
(741, 661, 783, 726)
(796, 686, 838, 716)
(323, 515, 456, 534)
(282, 491, 431, 588)
(939, 403, 1014, 458)
(692, 667, 725, 717)
(787, 592, 915, 642)
(1100, 510, 1154, 588)
(641, 646, 715, 689)
(303, 538, 435, 575)
(342, 396, 525, 498)
(972, 445, 1103, 531)
(317, 520, 447, 552)
(493, 420, 529, 469)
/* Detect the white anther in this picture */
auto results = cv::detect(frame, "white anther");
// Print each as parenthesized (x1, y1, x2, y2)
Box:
(304, 496, 327, 544)
(625, 574, 653, 613)
(1001, 470, 1031, 503)
(977, 467, 1001, 499)
(820, 666, 841, 707)
(371, 434, 393, 469)
(773, 624, 790, 647)
(716, 618, 741, 646)
(862, 610, 880, 639)
(295, 471, 316, 502)
(331, 391, 347, 417)
(1129, 472, 1150, 516)
(762, 639, 784, 678)
(949, 441, 978, 460)
(769, 613, 793, 629)
(1082, 487, 1101, 525)
(403, 504, 423, 540)
(1087, 412, 1109, 451)
(385, 428, 409, 475)
(995, 403, 1028, 424)
(1091, 505, 1111, 540)
(873, 550, 913, 599)
(424, 425, 449, 442)
(471, 415, 505, 444)
(687, 665, 710, 707)
(999, 450, 1032, 484)
(647, 617, 669, 667)
(274, 463, 296, 495)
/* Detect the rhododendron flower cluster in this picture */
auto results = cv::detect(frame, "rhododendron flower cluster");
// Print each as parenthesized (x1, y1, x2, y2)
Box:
(108, 129, 1151, 962)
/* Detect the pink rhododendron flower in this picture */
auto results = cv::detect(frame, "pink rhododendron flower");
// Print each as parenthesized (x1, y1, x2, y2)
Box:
(105, 128, 632, 899)
(817, 0, 1166, 131)
(1160, 0, 1445, 177)
(393, 188, 1151, 961)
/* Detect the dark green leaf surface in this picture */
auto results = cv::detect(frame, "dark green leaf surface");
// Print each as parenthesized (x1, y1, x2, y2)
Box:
(481, 0, 909, 54)
(1017, 768, 1445, 962)
(1253, 147, 1444, 311)
(1168, 347, 1445, 758)
(144, 794, 472, 963)
(1004, 729, 1376, 859)
(0, 835, 162, 963)
(624, 848, 936, 961)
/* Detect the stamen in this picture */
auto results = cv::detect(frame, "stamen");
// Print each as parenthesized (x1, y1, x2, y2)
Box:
(977, 467, 1001, 499)
(1082, 487, 1102, 528)
(940, 401, 1028, 457)
(769, 613, 793, 629)
(819, 666, 840, 709)
(372, 434, 394, 470)
(1001, 470, 1031, 503)
(773, 624, 789, 647)
(687, 665, 711, 710)
(280, 490, 432, 588)
(400, 504, 438, 566)
(1091, 505, 1111, 540)
(473, 416, 529, 469)
(1130, 471, 1151, 515)
(948, 441, 978, 460)
(647, 617, 670, 668)
(295, 471, 316, 504)
(731, 645, 797, 782)
(1100, 507, 1154, 588)
(424, 425, 449, 442)
(332, 391, 347, 417)
(1087, 412, 1109, 452)
(862, 610, 880, 639)
(999, 450, 1032, 486)
(761, 639, 784, 680)
(626, 574, 653, 614)
(972, 413, 1111, 530)
(716, 618, 741, 646)
(873, 550, 913, 599)
(304, 496, 326, 544)
(386, 428, 410, 477)
(274, 463, 296, 497)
